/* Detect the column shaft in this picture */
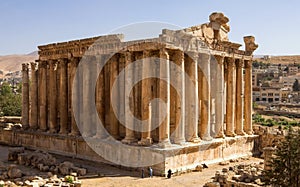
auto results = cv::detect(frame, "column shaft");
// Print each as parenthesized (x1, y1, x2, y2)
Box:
(215, 56, 225, 138)
(200, 53, 212, 141)
(139, 50, 152, 145)
(38, 61, 47, 131)
(70, 58, 80, 136)
(59, 59, 68, 134)
(185, 53, 200, 142)
(173, 50, 185, 144)
(235, 59, 246, 135)
(225, 58, 236, 137)
(158, 49, 171, 147)
(21, 63, 30, 129)
(110, 55, 119, 139)
(244, 60, 253, 134)
(49, 60, 58, 133)
(30, 62, 38, 129)
(122, 52, 137, 144)
(94, 55, 107, 138)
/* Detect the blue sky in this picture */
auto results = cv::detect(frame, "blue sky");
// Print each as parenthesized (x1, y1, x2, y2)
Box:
(0, 0, 299, 55)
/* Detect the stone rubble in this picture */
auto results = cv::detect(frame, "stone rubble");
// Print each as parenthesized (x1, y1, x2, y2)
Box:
(204, 162, 265, 187)
(0, 147, 86, 186)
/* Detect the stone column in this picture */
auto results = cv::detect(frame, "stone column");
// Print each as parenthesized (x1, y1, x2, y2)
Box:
(244, 60, 253, 134)
(82, 56, 95, 137)
(158, 49, 171, 147)
(122, 52, 137, 144)
(38, 61, 47, 131)
(93, 55, 107, 138)
(21, 63, 30, 129)
(69, 58, 81, 136)
(173, 50, 186, 145)
(138, 50, 152, 146)
(59, 59, 68, 134)
(110, 54, 120, 139)
(200, 53, 212, 141)
(184, 53, 201, 143)
(30, 62, 38, 130)
(48, 60, 58, 133)
(225, 58, 236, 137)
(214, 56, 225, 138)
(235, 59, 246, 135)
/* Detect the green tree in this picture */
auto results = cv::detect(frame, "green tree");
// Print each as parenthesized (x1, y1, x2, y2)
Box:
(264, 128, 300, 186)
(0, 82, 22, 116)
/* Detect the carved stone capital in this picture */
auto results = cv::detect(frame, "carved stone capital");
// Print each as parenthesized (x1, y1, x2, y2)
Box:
(244, 60, 252, 68)
(199, 53, 210, 63)
(214, 55, 225, 65)
(125, 51, 132, 64)
(59, 58, 68, 66)
(226, 57, 235, 67)
(22, 63, 29, 71)
(143, 50, 151, 58)
(30, 62, 38, 71)
(159, 48, 169, 59)
(173, 50, 184, 64)
(49, 60, 58, 70)
(39, 61, 47, 69)
(235, 59, 244, 68)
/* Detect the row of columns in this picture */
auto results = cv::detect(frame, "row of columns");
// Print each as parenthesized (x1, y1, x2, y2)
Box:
(21, 49, 253, 146)
(21, 58, 81, 135)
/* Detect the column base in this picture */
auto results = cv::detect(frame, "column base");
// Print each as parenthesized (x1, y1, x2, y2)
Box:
(225, 132, 236, 137)
(48, 129, 57, 134)
(174, 138, 186, 145)
(158, 139, 171, 148)
(215, 133, 225, 139)
(138, 138, 152, 146)
(235, 130, 246, 136)
(37, 128, 47, 132)
(81, 133, 94, 138)
(22, 125, 29, 131)
(245, 130, 253, 135)
(92, 133, 107, 139)
(201, 135, 213, 141)
(69, 131, 81, 137)
(122, 137, 137, 144)
(188, 137, 201, 143)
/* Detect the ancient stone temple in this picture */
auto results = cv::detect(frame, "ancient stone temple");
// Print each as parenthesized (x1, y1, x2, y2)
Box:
(1, 12, 258, 174)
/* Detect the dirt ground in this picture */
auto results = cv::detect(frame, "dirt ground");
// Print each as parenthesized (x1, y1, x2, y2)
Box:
(0, 145, 263, 187)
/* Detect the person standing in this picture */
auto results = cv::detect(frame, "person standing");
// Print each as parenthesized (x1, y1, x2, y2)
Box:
(149, 167, 153, 178)
(141, 168, 145, 178)
(167, 169, 172, 179)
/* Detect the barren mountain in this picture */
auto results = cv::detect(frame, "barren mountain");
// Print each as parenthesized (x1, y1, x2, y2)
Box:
(0, 52, 38, 75)
(254, 55, 300, 65)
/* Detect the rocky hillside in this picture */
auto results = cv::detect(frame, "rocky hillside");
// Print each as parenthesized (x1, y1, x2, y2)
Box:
(0, 53, 38, 75)
(254, 55, 300, 65)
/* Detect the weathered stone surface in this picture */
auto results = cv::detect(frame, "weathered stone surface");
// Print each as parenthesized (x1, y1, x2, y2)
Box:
(194, 165, 203, 172)
(7, 165, 22, 179)
(8, 147, 24, 161)
(209, 12, 229, 25)
(204, 182, 220, 187)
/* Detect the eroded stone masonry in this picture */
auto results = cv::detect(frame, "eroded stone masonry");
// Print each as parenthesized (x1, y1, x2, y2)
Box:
(1, 12, 258, 175)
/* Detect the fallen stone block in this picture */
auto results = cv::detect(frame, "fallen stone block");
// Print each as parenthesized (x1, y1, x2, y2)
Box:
(8, 147, 24, 161)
